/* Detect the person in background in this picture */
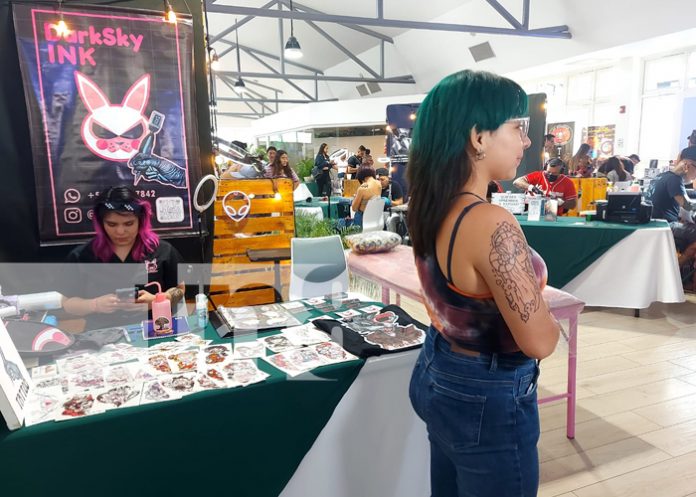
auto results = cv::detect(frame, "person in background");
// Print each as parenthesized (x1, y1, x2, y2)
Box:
(407, 69, 559, 497)
(312, 143, 336, 197)
(486, 180, 503, 202)
(376, 167, 404, 207)
(264, 149, 300, 190)
(688, 130, 696, 148)
(543, 133, 557, 161)
(603, 156, 633, 183)
(570, 143, 593, 176)
(351, 165, 382, 228)
(345, 145, 365, 180)
(514, 157, 577, 214)
(646, 146, 696, 258)
(628, 154, 640, 175)
(63, 186, 184, 329)
(267, 146, 277, 164)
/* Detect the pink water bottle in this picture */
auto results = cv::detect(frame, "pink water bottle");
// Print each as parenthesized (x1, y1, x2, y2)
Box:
(146, 282, 172, 335)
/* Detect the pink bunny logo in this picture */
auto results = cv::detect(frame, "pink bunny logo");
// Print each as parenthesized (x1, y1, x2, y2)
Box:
(75, 72, 150, 162)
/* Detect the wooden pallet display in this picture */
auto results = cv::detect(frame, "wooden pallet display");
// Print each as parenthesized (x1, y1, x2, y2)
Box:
(211, 178, 295, 308)
(566, 177, 608, 216)
(342, 179, 360, 198)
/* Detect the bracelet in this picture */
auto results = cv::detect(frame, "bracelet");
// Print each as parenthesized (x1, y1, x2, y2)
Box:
(92, 298, 98, 313)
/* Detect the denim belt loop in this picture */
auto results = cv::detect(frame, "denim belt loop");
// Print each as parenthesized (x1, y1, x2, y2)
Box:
(425, 329, 438, 370)
(489, 353, 498, 373)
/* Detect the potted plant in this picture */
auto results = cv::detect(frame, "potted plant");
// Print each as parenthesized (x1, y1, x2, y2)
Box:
(295, 212, 360, 247)
(294, 158, 315, 183)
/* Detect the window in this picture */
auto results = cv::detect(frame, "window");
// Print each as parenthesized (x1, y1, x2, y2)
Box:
(644, 54, 685, 92)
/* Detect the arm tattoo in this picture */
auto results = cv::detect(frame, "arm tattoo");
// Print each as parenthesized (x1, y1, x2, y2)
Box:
(489, 221, 540, 322)
(167, 287, 184, 304)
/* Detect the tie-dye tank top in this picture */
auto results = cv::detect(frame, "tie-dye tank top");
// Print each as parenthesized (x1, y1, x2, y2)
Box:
(415, 197, 547, 354)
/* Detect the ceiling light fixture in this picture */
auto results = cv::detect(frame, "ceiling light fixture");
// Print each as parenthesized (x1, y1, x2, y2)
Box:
(284, 0, 303, 59)
(234, 18, 248, 95)
(210, 49, 220, 71)
(55, 0, 71, 38)
(163, 0, 177, 24)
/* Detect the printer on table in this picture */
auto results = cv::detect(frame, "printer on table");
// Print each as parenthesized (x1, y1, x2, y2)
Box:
(596, 192, 652, 224)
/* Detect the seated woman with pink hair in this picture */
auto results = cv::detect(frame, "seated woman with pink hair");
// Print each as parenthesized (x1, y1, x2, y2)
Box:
(63, 185, 185, 330)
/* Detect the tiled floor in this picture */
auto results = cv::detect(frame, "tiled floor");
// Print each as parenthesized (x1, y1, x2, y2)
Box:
(393, 290, 696, 497)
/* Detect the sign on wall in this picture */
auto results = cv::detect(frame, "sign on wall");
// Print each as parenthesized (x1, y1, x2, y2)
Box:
(547, 121, 575, 163)
(13, 4, 201, 244)
(587, 124, 616, 160)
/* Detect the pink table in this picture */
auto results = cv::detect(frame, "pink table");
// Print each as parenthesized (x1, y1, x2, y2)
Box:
(348, 245, 585, 439)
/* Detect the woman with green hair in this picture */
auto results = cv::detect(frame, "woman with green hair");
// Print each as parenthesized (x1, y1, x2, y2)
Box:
(407, 70, 559, 496)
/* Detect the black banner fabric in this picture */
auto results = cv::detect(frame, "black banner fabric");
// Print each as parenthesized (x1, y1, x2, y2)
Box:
(13, 4, 201, 244)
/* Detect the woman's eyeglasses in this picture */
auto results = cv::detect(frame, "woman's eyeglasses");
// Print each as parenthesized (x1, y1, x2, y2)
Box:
(507, 117, 530, 139)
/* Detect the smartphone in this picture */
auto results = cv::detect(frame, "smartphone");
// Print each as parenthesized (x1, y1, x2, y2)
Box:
(116, 287, 137, 303)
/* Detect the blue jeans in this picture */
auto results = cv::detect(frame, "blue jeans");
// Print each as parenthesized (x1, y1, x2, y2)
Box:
(409, 327, 540, 497)
(353, 210, 363, 228)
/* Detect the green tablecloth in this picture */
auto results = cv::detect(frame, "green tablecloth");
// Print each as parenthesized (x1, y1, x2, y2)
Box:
(305, 182, 319, 197)
(0, 308, 367, 497)
(295, 196, 351, 219)
(518, 216, 669, 288)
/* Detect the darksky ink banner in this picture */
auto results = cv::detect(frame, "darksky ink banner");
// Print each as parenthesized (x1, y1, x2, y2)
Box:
(13, 4, 201, 244)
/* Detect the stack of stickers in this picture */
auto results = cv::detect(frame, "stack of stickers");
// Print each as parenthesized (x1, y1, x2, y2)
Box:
(217, 303, 302, 331)
(22, 329, 358, 427)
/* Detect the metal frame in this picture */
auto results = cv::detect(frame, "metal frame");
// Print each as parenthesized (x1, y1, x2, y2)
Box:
(208, 0, 571, 120)
(206, 1, 571, 38)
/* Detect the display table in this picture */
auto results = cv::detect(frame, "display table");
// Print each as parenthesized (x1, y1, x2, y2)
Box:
(294, 196, 351, 220)
(518, 217, 684, 308)
(0, 309, 368, 497)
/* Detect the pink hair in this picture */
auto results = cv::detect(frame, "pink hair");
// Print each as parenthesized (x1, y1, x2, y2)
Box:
(91, 200, 159, 262)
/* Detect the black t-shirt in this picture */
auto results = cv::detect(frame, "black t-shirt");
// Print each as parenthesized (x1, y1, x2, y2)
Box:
(646, 171, 686, 222)
(65, 240, 183, 330)
(381, 180, 404, 203)
(346, 155, 362, 180)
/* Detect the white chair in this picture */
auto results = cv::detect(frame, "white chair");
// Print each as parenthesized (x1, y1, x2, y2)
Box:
(293, 183, 313, 202)
(290, 235, 349, 300)
(361, 197, 386, 232)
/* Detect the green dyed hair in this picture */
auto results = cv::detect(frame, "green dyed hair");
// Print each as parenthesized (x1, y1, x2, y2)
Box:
(407, 70, 528, 257)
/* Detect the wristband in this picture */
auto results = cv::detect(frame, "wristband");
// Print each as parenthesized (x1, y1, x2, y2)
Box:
(92, 298, 99, 313)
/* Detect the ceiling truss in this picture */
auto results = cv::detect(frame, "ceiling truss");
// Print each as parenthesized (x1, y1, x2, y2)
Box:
(206, 0, 571, 120)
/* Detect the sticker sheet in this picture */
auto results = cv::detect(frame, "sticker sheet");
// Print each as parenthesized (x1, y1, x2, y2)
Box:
(363, 323, 426, 351)
(67, 368, 105, 392)
(232, 341, 266, 360)
(312, 341, 359, 365)
(24, 390, 62, 426)
(283, 325, 329, 346)
(262, 353, 305, 377)
(160, 373, 200, 397)
(200, 344, 232, 365)
(56, 393, 104, 420)
(94, 384, 142, 410)
(222, 360, 268, 386)
(104, 365, 135, 387)
(260, 334, 298, 354)
(140, 379, 180, 405)
(167, 350, 199, 373)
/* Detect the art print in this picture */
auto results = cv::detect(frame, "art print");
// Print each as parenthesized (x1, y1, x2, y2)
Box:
(140, 380, 177, 404)
(363, 323, 425, 351)
(95, 384, 141, 409)
(232, 341, 265, 360)
(260, 334, 297, 354)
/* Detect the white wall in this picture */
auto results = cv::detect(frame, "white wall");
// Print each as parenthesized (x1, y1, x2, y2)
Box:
(248, 93, 425, 138)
